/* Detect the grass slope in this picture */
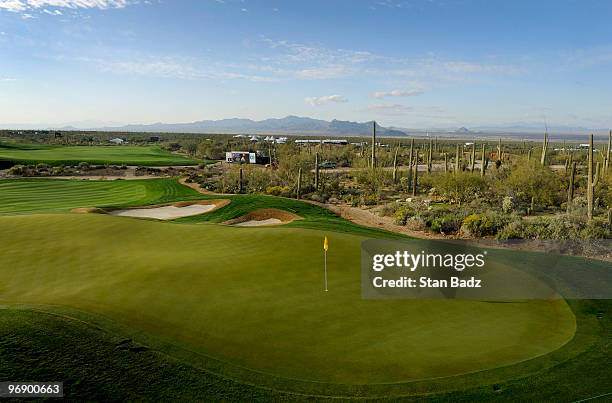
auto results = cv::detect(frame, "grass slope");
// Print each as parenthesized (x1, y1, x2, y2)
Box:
(0, 214, 575, 386)
(0, 142, 199, 166)
(0, 308, 287, 401)
(0, 178, 403, 238)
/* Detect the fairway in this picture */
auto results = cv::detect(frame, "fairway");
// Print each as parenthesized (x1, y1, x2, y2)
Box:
(0, 142, 199, 166)
(0, 178, 203, 214)
(0, 213, 576, 384)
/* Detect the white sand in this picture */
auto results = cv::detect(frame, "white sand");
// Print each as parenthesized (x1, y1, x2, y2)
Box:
(234, 218, 283, 227)
(110, 204, 216, 220)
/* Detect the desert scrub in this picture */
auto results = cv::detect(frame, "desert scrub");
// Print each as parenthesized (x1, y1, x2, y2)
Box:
(461, 212, 510, 237)
(497, 216, 611, 240)
(405, 216, 427, 231)
(430, 212, 464, 234)
(425, 172, 488, 205)
(393, 205, 417, 225)
(378, 202, 402, 218)
(265, 185, 292, 197)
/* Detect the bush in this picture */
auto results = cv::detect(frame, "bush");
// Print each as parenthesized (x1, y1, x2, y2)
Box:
(461, 212, 509, 237)
(406, 216, 427, 231)
(502, 196, 514, 213)
(265, 185, 291, 197)
(501, 161, 563, 208)
(7, 165, 25, 175)
(430, 213, 463, 234)
(427, 172, 488, 205)
(378, 202, 401, 218)
(393, 206, 416, 225)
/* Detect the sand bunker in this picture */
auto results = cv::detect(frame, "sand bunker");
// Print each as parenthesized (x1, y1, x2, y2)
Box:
(224, 208, 302, 227)
(111, 204, 216, 220)
(74, 200, 230, 220)
(235, 218, 283, 227)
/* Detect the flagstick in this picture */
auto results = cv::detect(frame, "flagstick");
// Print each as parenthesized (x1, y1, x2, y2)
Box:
(324, 249, 328, 292)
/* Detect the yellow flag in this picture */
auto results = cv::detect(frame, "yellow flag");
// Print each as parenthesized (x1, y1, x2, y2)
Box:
(323, 236, 329, 251)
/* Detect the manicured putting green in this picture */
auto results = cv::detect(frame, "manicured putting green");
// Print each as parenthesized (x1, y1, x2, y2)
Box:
(0, 143, 198, 166)
(0, 214, 576, 383)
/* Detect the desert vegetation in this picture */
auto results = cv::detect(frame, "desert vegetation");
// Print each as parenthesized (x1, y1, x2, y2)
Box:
(178, 130, 612, 240)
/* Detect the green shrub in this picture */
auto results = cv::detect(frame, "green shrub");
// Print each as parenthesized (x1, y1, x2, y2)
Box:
(427, 172, 488, 204)
(265, 185, 290, 197)
(430, 213, 463, 234)
(461, 212, 509, 237)
(393, 206, 416, 225)
(379, 202, 401, 218)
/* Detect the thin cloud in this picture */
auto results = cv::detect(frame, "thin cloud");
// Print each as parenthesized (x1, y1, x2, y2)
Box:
(0, 0, 131, 13)
(305, 95, 348, 106)
(84, 56, 280, 82)
(372, 89, 423, 98)
(367, 103, 413, 115)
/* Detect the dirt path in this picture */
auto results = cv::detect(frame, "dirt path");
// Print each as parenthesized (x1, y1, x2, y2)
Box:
(305, 200, 445, 239)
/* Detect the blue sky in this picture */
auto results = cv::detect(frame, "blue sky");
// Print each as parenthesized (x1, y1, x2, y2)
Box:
(1, 0, 611, 129)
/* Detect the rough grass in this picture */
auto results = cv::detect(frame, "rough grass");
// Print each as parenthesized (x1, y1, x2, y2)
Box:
(0, 142, 199, 166)
(0, 308, 287, 401)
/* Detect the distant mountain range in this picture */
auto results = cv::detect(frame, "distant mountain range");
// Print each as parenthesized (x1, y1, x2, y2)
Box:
(2, 116, 609, 139)
(86, 116, 407, 137)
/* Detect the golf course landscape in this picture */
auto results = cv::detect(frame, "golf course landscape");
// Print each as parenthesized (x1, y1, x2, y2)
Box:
(0, 142, 199, 166)
(0, 177, 609, 400)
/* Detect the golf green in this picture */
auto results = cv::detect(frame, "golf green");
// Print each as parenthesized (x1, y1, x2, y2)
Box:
(0, 213, 576, 384)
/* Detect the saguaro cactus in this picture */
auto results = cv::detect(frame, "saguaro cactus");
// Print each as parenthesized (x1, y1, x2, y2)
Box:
(427, 139, 433, 174)
(567, 161, 576, 213)
(605, 129, 611, 174)
(455, 144, 460, 174)
(444, 152, 448, 173)
(408, 138, 414, 168)
(540, 131, 549, 166)
(371, 121, 377, 168)
(470, 143, 476, 172)
(314, 152, 320, 190)
(587, 134, 600, 221)
(239, 166, 243, 193)
(392, 145, 400, 183)
(480, 144, 486, 177)
(412, 154, 418, 196)
(296, 167, 302, 199)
